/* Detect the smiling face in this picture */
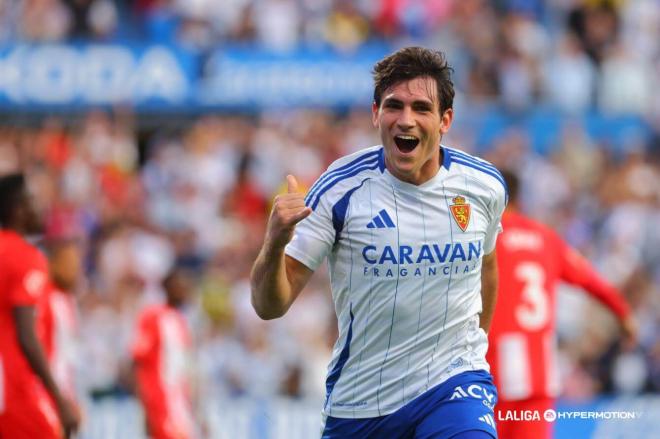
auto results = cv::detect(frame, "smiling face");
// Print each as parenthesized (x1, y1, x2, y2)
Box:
(372, 76, 453, 185)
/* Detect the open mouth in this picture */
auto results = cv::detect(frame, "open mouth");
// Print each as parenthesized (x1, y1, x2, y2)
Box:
(394, 135, 420, 153)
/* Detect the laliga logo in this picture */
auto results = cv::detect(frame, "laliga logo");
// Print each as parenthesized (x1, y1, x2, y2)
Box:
(23, 270, 46, 297)
(544, 409, 557, 422)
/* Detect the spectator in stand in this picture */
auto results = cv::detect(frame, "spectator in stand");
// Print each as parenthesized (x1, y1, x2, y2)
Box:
(43, 239, 83, 407)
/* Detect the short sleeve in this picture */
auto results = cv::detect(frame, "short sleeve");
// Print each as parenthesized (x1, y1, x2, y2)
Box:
(286, 147, 382, 270)
(483, 184, 507, 254)
(9, 256, 49, 307)
(285, 191, 335, 271)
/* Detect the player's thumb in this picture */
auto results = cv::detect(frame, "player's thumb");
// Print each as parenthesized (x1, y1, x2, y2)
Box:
(287, 174, 300, 194)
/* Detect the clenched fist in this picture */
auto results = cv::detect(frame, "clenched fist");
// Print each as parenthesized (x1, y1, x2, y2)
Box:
(266, 175, 312, 249)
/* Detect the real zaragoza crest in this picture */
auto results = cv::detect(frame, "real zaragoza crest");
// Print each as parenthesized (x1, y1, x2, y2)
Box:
(450, 195, 470, 232)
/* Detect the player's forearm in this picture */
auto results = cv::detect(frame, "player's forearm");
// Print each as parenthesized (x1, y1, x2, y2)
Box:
(250, 241, 294, 320)
(479, 251, 498, 333)
(581, 275, 631, 319)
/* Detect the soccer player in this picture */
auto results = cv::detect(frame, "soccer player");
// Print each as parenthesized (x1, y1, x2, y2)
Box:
(0, 173, 80, 438)
(43, 239, 83, 403)
(251, 47, 507, 438)
(132, 266, 195, 439)
(487, 170, 637, 439)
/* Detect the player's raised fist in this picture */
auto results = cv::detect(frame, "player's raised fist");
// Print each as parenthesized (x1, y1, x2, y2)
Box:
(266, 174, 312, 248)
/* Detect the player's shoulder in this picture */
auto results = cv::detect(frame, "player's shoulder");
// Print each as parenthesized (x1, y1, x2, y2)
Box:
(305, 145, 385, 210)
(501, 211, 562, 251)
(326, 145, 383, 171)
(0, 231, 47, 270)
(0, 230, 30, 254)
(443, 146, 507, 198)
(506, 211, 556, 236)
(137, 303, 168, 323)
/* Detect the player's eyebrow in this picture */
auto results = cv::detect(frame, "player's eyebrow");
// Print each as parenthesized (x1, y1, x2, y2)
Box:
(382, 96, 434, 110)
(382, 97, 404, 107)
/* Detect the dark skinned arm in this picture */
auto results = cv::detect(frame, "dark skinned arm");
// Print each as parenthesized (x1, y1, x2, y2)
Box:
(13, 306, 79, 438)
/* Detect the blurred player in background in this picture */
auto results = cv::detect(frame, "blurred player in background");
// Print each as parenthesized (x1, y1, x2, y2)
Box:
(132, 266, 195, 439)
(43, 240, 83, 407)
(0, 173, 80, 438)
(487, 170, 638, 439)
(251, 47, 506, 438)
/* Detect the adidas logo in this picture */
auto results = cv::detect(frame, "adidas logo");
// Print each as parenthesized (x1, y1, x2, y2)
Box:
(367, 209, 396, 229)
(479, 414, 496, 428)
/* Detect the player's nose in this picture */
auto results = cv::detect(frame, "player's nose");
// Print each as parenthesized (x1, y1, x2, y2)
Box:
(396, 106, 415, 130)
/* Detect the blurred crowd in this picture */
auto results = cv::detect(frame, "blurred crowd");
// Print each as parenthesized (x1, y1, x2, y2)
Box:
(0, 0, 658, 419)
(0, 0, 658, 118)
(0, 107, 658, 408)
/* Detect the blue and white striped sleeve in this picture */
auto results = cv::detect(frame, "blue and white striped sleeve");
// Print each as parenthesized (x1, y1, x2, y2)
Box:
(286, 147, 382, 270)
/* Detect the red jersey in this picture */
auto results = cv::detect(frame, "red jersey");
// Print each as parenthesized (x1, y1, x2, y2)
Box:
(0, 230, 61, 437)
(488, 211, 630, 401)
(132, 304, 194, 439)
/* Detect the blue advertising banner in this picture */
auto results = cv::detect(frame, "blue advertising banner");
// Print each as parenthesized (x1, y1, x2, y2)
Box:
(0, 44, 197, 108)
(198, 46, 385, 109)
(0, 43, 387, 110)
(554, 397, 659, 439)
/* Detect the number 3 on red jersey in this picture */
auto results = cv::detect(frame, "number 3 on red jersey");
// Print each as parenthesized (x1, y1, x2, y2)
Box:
(515, 262, 550, 331)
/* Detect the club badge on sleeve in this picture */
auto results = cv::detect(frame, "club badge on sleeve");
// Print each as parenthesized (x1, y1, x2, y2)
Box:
(450, 195, 471, 232)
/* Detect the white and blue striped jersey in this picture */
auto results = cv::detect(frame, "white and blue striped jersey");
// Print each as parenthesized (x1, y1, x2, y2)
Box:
(285, 145, 507, 419)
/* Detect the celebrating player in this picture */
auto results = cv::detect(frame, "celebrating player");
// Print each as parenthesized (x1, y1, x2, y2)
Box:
(251, 47, 507, 438)
(487, 170, 637, 439)
(0, 173, 80, 438)
(132, 266, 195, 439)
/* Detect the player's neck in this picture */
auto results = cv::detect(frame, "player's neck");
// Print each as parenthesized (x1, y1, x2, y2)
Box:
(166, 299, 183, 309)
(1, 224, 25, 236)
(385, 149, 442, 186)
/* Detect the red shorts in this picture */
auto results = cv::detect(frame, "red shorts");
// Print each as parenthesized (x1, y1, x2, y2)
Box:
(495, 398, 554, 439)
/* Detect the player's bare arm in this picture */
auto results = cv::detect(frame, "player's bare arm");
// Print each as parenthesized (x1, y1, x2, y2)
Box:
(479, 250, 498, 333)
(251, 175, 314, 320)
(619, 314, 639, 348)
(13, 306, 80, 438)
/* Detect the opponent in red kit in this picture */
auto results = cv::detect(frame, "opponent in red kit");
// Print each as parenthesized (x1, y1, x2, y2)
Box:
(0, 174, 79, 438)
(132, 266, 196, 439)
(487, 171, 638, 439)
(42, 240, 83, 404)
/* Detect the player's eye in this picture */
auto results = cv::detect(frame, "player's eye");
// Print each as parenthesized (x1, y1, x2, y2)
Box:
(413, 103, 432, 112)
(383, 100, 403, 109)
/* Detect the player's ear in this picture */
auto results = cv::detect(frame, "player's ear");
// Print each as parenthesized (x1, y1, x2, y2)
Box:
(372, 101, 380, 127)
(439, 108, 453, 135)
